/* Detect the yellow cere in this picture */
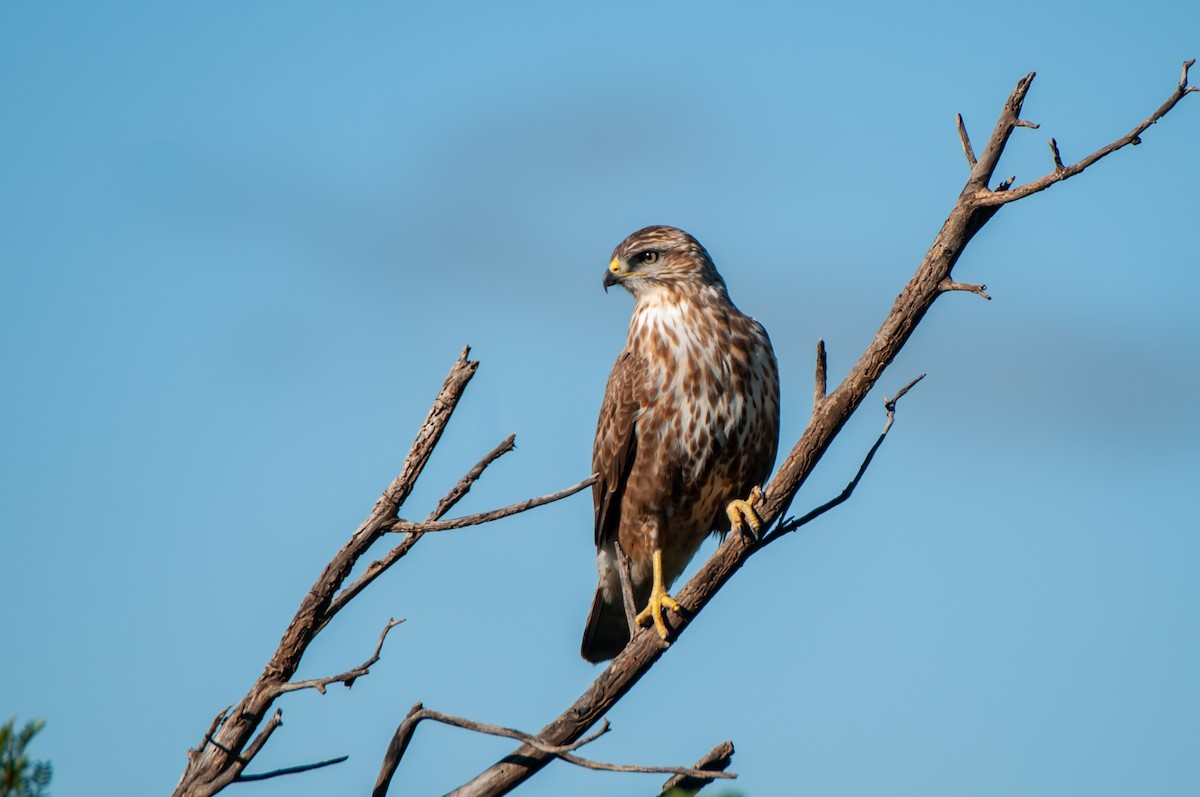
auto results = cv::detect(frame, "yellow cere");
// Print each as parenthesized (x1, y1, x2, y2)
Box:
(609, 257, 621, 274)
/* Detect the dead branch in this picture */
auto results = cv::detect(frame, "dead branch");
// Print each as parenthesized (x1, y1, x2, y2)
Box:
(658, 741, 736, 797)
(955, 113, 977, 166)
(614, 540, 640, 637)
(763, 374, 923, 545)
(172, 350, 587, 797)
(372, 703, 733, 797)
(235, 755, 349, 782)
(319, 435, 517, 633)
(278, 619, 403, 695)
(813, 338, 828, 411)
(387, 475, 596, 534)
(445, 61, 1196, 797)
(976, 59, 1198, 206)
(937, 278, 991, 300)
(1048, 137, 1065, 172)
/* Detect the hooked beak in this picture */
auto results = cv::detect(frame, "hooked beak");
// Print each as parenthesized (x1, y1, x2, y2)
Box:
(602, 257, 622, 293)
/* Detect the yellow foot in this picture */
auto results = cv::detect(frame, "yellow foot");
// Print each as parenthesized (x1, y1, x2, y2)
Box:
(636, 583, 682, 640)
(726, 485, 765, 539)
(634, 548, 681, 640)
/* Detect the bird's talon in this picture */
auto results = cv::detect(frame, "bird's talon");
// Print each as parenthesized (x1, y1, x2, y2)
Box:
(726, 486, 765, 539)
(636, 586, 681, 640)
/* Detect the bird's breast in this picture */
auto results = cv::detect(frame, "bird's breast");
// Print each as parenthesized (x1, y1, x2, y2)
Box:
(629, 299, 776, 484)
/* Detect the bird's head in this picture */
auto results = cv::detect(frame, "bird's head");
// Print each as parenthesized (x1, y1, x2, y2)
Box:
(603, 226, 726, 299)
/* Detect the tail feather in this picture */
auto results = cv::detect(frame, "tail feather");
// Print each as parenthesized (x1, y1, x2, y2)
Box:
(581, 587, 630, 663)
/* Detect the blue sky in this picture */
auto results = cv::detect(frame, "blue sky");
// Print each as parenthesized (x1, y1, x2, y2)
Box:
(2, 2, 1197, 795)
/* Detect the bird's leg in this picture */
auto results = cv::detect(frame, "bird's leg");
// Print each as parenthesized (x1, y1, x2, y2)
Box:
(635, 549, 681, 640)
(726, 485, 765, 540)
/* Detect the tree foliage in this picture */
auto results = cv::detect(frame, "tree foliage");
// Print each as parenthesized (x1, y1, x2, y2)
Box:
(1, 718, 52, 797)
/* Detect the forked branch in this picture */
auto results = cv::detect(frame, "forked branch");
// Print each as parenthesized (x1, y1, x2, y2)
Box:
(278, 618, 404, 695)
(372, 704, 734, 797)
(658, 741, 736, 797)
(446, 60, 1196, 797)
(387, 475, 596, 535)
(764, 374, 924, 545)
(976, 59, 1198, 205)
(173, 350, 593, 797)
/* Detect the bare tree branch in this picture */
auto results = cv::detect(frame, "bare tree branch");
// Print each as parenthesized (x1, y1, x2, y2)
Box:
(174, 348, 595, 797)
(175, 350, 481, 796)
(813, 338, 828, 412)
(1048, 137, 1066, 172)
(615, 540, 640, 637)
(387, 475, 596, 534)
(177, 61, 1196, 797)
(432, 434, 519, 519)
(658, 741, 736, 797)
(191, 706, 231, 765)
(372, 704, 734, 797)
(955, 113, 977, 167)
(446, 62, 1196, 797)
(278, 619, 404, 695)
(764, 374, 924, 545)
(235, 755, 349, 782)
(319, 435, 518, 631)
(978, 59, 1198, 206)
(938, 278, 991, 300)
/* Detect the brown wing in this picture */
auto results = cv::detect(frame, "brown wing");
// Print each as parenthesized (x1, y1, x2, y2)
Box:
(592, 349, 645, 549)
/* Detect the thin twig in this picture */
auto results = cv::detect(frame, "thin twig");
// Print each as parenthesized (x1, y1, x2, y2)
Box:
(979, 59, 1199, 205)
(235, 755, 349, 782)
(194, 706, 231, 760)
(658, 741, 735, 797)
(278, 619, 404, 695)
(321, 435, 517, 629)
(372, 702, 425, 797)
(813, 338, 828, 412)
(431, 434, 518, 520)
(955, 113, 977, 166)
(1014, 119, 1040, 129)
(938, 278, 991, 300)
(1048, 137, 1065, 172)
(615, 540, 639, 637)
(372, 705, 734, 797)
(764, 373, 924, 544)
(388, 476, 596, 534)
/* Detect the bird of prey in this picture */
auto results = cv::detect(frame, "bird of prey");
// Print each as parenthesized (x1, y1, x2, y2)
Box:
(581, 226, 780, 663)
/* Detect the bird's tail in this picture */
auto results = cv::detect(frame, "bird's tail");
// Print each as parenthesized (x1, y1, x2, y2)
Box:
(581, 586, 630, 663)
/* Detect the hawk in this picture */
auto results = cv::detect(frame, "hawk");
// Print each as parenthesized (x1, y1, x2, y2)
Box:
(581, 226, 780, 663)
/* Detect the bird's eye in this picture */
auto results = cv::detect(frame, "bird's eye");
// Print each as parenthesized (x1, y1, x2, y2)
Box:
(638, 250, 660, 266)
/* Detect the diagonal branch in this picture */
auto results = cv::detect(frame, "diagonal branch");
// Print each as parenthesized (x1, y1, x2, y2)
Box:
(658, 741, 736, 797)
(372, 704, 734, 797)
(813, 338, 828, 411)
(978, 59, 1198, 206)
(938, 278, 991, 300)
(955, 113, 977, 167)
(387, 475, 596, 534)
(318, 434, 518, 632)
(235, 755, 349, 782)
(278, 619, 404, 695)
(614, 540, 640, 636)
(174, 348, 480, 797)
(764, 374, 924, 545)
(446, 61, 1196, 797)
